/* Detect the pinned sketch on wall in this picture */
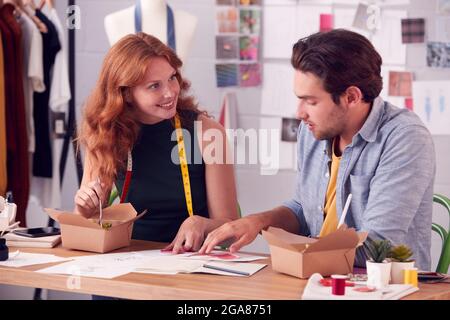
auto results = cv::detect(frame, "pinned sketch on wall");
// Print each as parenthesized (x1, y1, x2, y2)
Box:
(216, 36, 239, 59)
(239, 63, 261, 87)
(401, 18, 425, 44)
(412, 81, 450, 135)
(216, 7, 239, 33)
(263, 5, 297, 59)
(352, 3, 371, 32)
(240, 36, 259, 60)
(240, 9, 261, 34)
(216, 64, 239, 87)
(388, 71, 413, 97)
(427, 42, 450, 68)
(437, 0, 450, 14)
(281, 118, 301, 142)
(261, 63, 298, 117)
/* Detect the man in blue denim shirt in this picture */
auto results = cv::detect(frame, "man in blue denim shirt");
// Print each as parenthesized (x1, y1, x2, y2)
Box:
(200, 29, 435, 271)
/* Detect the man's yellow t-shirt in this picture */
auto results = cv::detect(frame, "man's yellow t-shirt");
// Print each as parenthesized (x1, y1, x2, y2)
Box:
(319, 139, 341, 237)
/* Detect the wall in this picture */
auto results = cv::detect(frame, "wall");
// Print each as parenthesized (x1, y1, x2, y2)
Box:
(1, 0, 449, 299)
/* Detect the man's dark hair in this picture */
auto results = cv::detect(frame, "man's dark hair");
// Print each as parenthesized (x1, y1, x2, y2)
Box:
(291, 29, 383, 105)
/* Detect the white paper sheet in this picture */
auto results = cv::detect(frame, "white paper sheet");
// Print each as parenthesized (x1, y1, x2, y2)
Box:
(263, 6, 297, 59)
(412, 81, 450, 135)
(372, 10, 407, 65)
(182, 250, 267, 262)
(0, 251, 71, 268)
(260, 63, 298, 117)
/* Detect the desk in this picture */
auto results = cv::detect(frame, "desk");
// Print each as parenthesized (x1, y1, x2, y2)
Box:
(0, 240, 449, 300)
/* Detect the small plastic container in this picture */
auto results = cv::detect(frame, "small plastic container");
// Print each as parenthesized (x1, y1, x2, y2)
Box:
(331, 274, 348, 295)
(0, 238, 8, 261)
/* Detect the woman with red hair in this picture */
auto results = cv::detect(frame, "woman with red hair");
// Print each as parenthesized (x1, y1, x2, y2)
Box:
(75, 32, 238, 253)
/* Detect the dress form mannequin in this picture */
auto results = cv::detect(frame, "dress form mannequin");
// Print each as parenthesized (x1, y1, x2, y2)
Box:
(104, 0, 197, 61)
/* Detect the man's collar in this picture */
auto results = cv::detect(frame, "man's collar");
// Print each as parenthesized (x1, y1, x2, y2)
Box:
(356, 96, 385, 143)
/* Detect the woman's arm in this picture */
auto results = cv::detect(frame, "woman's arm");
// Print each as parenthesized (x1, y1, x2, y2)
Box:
(74, 151, 112, 218)
(198, 114, 239, 232)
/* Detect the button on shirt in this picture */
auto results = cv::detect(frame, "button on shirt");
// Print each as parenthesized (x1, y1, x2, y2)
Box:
(283, 97, 436, 270)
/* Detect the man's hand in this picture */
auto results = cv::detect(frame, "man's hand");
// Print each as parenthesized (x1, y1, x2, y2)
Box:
(199, 216, 263, 254)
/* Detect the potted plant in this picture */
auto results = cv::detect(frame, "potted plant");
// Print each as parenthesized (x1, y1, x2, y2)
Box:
(388, 244, 415, 284)
(364, 239, 392, 289)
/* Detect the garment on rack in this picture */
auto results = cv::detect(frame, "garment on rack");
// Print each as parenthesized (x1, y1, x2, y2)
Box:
(32, 9, 60, 178)
(0, 4, 30, 226)
(19, 12, 45, 154)
(0, 31, 6, 197)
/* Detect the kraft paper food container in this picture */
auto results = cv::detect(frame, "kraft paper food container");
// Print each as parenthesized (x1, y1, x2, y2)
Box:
(45, 203, 147, 253)
(262, 226, 368, 279)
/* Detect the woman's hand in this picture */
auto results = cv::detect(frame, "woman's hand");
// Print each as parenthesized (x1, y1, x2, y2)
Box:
(163, 215, 210, 253)
(74, 179, 105, 218)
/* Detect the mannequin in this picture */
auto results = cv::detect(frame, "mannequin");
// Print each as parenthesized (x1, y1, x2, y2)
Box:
(104, 0, 197, 61)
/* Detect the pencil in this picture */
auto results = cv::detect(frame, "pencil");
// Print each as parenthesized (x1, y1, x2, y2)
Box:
(203, 264, 250, 276)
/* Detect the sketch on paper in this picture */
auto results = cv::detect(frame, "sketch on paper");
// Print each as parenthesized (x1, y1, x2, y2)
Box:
(412, 81, 450, 135)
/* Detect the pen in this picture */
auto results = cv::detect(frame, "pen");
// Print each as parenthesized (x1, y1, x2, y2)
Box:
(96, 177, 103, 227)
(338, 193, 352, 228)
(203, 264, 250, 276)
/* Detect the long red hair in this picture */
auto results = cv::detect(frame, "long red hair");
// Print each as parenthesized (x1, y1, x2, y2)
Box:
(78, 32, 204, 188)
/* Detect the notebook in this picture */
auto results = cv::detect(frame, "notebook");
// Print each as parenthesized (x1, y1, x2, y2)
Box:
(3, 232, 61, 248)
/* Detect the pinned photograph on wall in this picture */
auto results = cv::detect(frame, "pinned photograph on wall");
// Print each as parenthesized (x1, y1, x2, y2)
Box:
(388, 71, 413, 97)
(239, 63, 261, 87)
(216, 36, 239, 59)
(240, 9, 261, 34)
(239, 36, 259, 60)
(281, 118, 301, 142)
(217, 7, 239, 33)
(239, 0, 261, 5)
(427, 42, 450, 68)
(217, 0, 237, 6)
(437, 0, 450, 14)
(216, 64, 239, 87)
(352, 3, 371, 31)
(320, 14, 333, 32)
(436, 18, 450, 42)
(401, 18, 425, 44)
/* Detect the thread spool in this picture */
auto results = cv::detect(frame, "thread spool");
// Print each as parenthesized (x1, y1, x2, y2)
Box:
(403, 268, 418, 287)
(331, 275, 347, 295)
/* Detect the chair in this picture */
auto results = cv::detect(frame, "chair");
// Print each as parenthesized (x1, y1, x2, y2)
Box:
(432, 194, 450, 274)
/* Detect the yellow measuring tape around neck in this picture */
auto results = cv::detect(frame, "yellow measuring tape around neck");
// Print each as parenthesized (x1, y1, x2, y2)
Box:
(121, 115, 193, 217)
(174, 115, 193, 217)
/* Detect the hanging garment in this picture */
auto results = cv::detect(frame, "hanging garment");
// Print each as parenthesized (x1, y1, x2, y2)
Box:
(0, 31, 6, 197)
(32, 7, 70, 210)
(32, 9, 60, 178)
(0, 4, 30, 226)
(19, 12, 45, 154)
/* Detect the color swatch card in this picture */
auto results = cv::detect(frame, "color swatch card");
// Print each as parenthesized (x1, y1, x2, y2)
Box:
(216, 35, 239, 59)
(401, 18, 425, 44)
(240, 9, 261, 34)
(217, 7, 239, 33)
(216, 64, 239, 87)
(388, 71, 413, 97)
(239, 63, 261, 87)
(427, 42, 450, 68)
(239, 35, 259, 60)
